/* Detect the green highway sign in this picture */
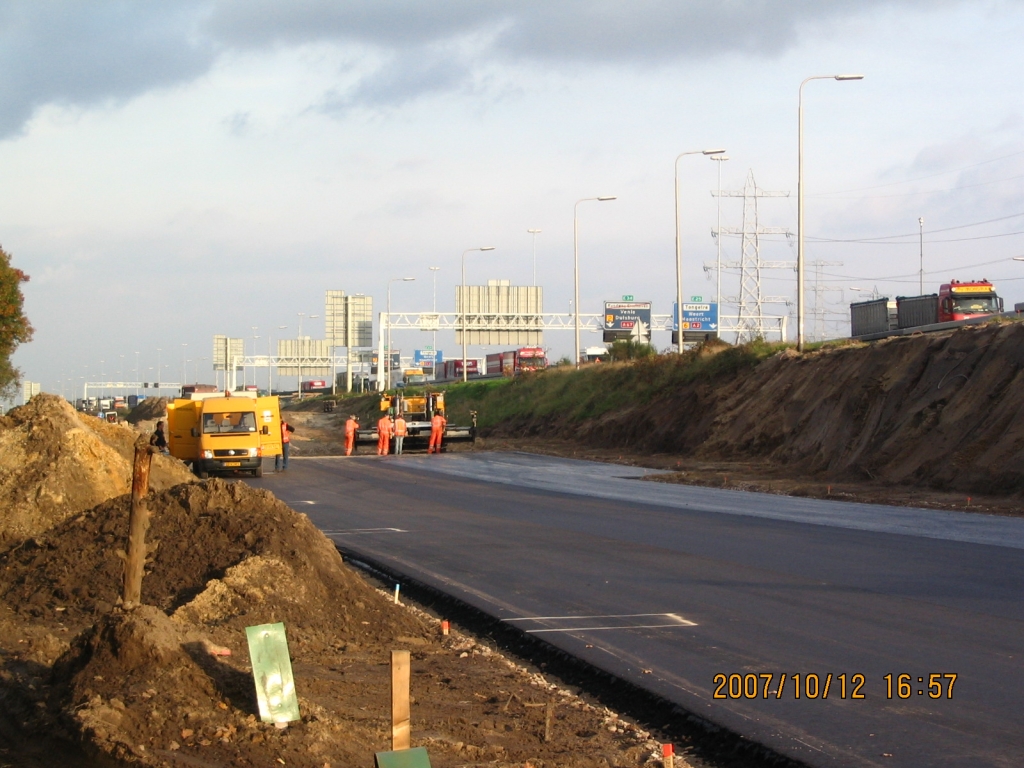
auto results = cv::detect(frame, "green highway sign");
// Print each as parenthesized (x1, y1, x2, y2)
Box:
(622, 294, 634, 301)
(691, 295, 702, 302)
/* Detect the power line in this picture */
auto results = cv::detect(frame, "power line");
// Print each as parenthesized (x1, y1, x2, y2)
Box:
(809, 173, 1024, 200)
(807, 229, 1024, 245)
(809, 149, 1024, 197)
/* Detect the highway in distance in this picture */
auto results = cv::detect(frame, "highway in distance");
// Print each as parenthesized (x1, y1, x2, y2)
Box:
(253, 452, 1024, 768)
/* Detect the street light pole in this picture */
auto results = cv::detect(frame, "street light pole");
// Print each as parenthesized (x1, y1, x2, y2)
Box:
(711, 155, 729, 322)
(386, 278, 415, 390)
(918, 217, 925, 295)
(527, 229, 541, 286)
(181, 344, 187, 384)
(429, 266, 441, 361)
(574, 197, 616, 368)
(461, 247, 495, 382)
(798, 73, 863, 352)
(674, 149, 725, 353)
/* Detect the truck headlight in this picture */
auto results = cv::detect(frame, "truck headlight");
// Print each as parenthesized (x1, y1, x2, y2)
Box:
(202, 450, 213, 459)
(249, 447, 260, 457)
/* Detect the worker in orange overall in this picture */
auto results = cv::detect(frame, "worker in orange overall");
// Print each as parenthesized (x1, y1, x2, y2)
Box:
(393, 413, 408, 455)
(344, 414, 359, 456)
(428, 410, 447, 454)
(377, 413, 393, 455)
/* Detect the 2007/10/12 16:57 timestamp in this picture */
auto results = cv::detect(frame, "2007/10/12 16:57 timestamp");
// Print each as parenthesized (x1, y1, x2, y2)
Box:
(712, 673, 958, 701)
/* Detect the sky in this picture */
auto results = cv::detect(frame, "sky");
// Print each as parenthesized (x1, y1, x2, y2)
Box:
(4, 0, 1024, 400)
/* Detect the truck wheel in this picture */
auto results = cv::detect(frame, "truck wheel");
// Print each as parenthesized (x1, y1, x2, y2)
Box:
(254, 464, 263, 478)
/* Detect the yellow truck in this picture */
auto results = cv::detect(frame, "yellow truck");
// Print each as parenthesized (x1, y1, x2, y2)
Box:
(167, 391, 282, 478)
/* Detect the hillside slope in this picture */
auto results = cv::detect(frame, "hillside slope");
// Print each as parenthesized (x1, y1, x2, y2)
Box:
(444, 320, 1024, 495)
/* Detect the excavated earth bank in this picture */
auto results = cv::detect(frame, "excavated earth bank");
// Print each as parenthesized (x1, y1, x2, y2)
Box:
(485, 321, 1024, 497)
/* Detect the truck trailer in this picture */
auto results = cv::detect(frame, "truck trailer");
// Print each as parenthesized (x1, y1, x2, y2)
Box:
(485, 347, 548, 376)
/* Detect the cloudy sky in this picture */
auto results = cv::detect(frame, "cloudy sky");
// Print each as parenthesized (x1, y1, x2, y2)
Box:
(4, 0, 1024, 398)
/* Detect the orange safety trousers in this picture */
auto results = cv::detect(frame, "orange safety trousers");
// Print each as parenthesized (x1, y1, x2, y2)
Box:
(428, 428, 443, 453)
(345, 433, 355, 456)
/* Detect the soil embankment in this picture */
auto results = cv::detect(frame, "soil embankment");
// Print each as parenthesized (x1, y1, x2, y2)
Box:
(446, 320, 1024, 500)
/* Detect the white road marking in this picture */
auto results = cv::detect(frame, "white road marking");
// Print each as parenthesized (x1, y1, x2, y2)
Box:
(505, 612, 698, 632)
(524, 622, 696, 633)
(504, 612, 693, 622)
(322, 527, 409, 535)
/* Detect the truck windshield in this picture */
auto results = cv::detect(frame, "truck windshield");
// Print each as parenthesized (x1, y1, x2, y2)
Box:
(951, 295, 1000, 314)
(203, 412, 257, 434)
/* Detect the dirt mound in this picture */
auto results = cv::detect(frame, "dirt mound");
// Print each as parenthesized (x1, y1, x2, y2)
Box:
(0, 394, 194, 546)
(125, 397, 168, 424)
(483, 321, 1024, 496)
(0, 479, 425, 646)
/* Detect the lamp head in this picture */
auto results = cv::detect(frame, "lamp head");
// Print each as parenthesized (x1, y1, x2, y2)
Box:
(480, 246, 495, 251)
(835, 74, 864, 81)
(702, 149, 726, 155)
(597, 196, 616, 201)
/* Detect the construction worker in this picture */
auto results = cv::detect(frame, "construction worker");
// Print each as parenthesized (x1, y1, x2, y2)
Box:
(344, 414, 359, 456)
(393, 412, 408, 455)
(428, 409, 447, 454)
(377, 412, 393, 455)
(276, 419, 295, 471)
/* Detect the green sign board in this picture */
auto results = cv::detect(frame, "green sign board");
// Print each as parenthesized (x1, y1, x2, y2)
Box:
(691, 295, 702, 302)
(246, 622, 301, 724)
(375, 747, 432, 768)
(622, 294, 634, 301)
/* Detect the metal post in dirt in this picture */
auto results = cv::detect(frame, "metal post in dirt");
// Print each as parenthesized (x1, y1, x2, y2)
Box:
(122, 436, 156, 607)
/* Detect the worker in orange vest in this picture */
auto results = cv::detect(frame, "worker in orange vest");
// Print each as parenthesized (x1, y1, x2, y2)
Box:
(393, 413, 408, 455)
(276, 419, 295, 471)
(344, 414, 359, 456)
(377, 413, 393, 455)
(428, 410, 447, 454)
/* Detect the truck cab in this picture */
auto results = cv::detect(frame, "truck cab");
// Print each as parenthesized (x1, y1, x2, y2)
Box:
(167, 392, 282, 478)
(938, 280, 1003, 323)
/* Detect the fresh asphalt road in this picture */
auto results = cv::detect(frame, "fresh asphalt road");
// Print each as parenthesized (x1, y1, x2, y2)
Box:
(250, 452, 1024, 768)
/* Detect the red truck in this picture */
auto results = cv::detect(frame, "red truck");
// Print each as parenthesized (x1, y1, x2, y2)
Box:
(485, 347, 548, 376)
(938, 280, 1003, 322)
(895, 279, 1004, 329)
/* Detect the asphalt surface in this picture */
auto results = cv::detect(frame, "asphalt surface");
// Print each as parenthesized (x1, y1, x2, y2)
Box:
(251, 452, 1024, 768)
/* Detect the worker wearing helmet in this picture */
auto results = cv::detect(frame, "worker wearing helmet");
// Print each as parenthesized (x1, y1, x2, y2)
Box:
(344, 414, 359, 456)
(428, 410, 447, 454)
(394, 413, 408, 455)
(377, 413, 393, 456)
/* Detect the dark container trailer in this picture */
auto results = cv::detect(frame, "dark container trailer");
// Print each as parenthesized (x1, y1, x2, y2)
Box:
(896, 294, 939, 329)
(850, 299, 897, 337)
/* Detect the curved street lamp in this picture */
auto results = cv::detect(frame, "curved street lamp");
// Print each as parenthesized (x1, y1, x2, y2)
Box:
(574, 197, 616, 368)
(387, 277, 416, 390)
(798, 74, 864, 351)
(462, 248, 495, 382)
(674, 149, 725, 352)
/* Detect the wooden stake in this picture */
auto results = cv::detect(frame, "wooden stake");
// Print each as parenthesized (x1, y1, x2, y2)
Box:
(544, 702, 554, 743)
(122, 438, 155, 607)
(662, 743, 674, 768)
(391, 650, 411, 751)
